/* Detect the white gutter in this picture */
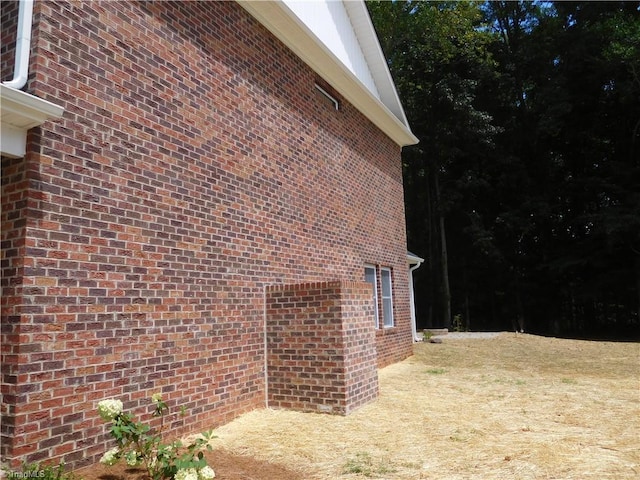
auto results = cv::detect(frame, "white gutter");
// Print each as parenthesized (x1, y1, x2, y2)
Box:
(0, 84, 64, 157)
(3, 0, 34, 90)
(0, 0, 64, 158)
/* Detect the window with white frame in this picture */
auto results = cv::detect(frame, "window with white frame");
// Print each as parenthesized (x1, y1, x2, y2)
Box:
(380, 267, 394, 328)
(364, 265, 380, 328)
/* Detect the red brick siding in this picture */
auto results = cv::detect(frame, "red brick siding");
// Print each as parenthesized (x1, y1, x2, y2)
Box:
(341, 284, 382, 410)
(0, 153, 29, 460)
(375, 267, 414, 368)
(266, 281, 379, 415)
(1, 0, 412, 468)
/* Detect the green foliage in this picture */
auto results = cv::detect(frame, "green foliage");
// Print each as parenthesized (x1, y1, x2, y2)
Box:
(452, 314, 465, 332)
(97, 396, 215, 480)
(369, 0, 640, 337)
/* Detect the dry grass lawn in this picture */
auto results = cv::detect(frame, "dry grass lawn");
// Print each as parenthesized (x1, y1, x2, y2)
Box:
(209, 333, 639, 479)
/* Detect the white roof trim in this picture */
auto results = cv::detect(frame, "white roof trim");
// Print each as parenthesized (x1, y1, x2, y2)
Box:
(237, 0, 418, 147)
(342, 1, 411, 129)
(1, 84, 64, 158)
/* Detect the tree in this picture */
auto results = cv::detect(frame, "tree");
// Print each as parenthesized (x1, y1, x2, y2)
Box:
(544, 1, 640, 332)
(369, 0, 640, 337)
(476, 0, 639, 335)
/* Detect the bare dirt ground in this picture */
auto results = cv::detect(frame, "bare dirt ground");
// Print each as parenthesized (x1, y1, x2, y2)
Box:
(81, 333, 639, 480)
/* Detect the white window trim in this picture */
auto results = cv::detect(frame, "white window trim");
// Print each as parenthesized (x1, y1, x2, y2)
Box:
(381, 267, 394, 328)
(364, 264, 380, 329)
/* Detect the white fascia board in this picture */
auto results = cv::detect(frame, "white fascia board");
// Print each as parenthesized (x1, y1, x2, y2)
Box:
(237, 1, 418, 147)
(342, 1, 411, 129)
(1, 84, 64, 158)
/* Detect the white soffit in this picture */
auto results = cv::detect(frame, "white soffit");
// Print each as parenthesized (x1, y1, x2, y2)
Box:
(1, 84, 64, 158)
(237, 0, 418, 147)
(283, 0, 379, 98)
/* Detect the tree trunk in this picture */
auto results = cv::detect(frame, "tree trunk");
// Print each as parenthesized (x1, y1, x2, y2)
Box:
(636, 254, 640, 322)
(435, 173, 451, 328)
(464, 293, 471, 331)
(425, 166, 435, 329)
(463, 265, 471, 331)
(440, 214, 451, 328)
(513, 270, 525, 332)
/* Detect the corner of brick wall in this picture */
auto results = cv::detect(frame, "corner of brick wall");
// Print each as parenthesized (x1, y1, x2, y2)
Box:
(265, 281, 379, 415)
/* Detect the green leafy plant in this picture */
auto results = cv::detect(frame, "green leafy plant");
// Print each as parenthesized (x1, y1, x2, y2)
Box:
(97, 395, 215, 480)
(452, 314, 465, 332)
(343, 452, 372, 476)
(422, 330, 433, 342)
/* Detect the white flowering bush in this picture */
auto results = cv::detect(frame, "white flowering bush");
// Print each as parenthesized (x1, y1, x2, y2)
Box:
(97, 395, 215, 480)
(97, 399, 123, 421)
(100, 447, 120, 466)
(174, 468, 198, 480)
(173, 466, 214, 480)
(197, 466, 216, 480)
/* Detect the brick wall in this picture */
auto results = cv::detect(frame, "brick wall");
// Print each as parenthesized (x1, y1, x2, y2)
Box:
(266, 281, 379, 415)
(1, 0, 412, 469)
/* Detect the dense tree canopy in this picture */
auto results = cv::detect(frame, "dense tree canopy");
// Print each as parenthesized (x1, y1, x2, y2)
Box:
(368, 0, 640, 338)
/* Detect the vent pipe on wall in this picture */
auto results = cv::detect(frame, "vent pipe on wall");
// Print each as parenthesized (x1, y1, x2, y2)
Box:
(3, 0, 34, 90)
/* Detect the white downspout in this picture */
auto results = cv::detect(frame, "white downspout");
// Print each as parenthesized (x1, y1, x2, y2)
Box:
(3, 0, 35, 90)
(409, 262, 422, 342)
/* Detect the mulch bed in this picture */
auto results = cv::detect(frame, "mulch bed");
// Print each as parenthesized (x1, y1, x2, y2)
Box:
(75, 449, 305, 480)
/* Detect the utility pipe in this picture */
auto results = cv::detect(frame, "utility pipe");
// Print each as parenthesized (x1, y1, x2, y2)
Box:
(3, 0, 34, 90)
